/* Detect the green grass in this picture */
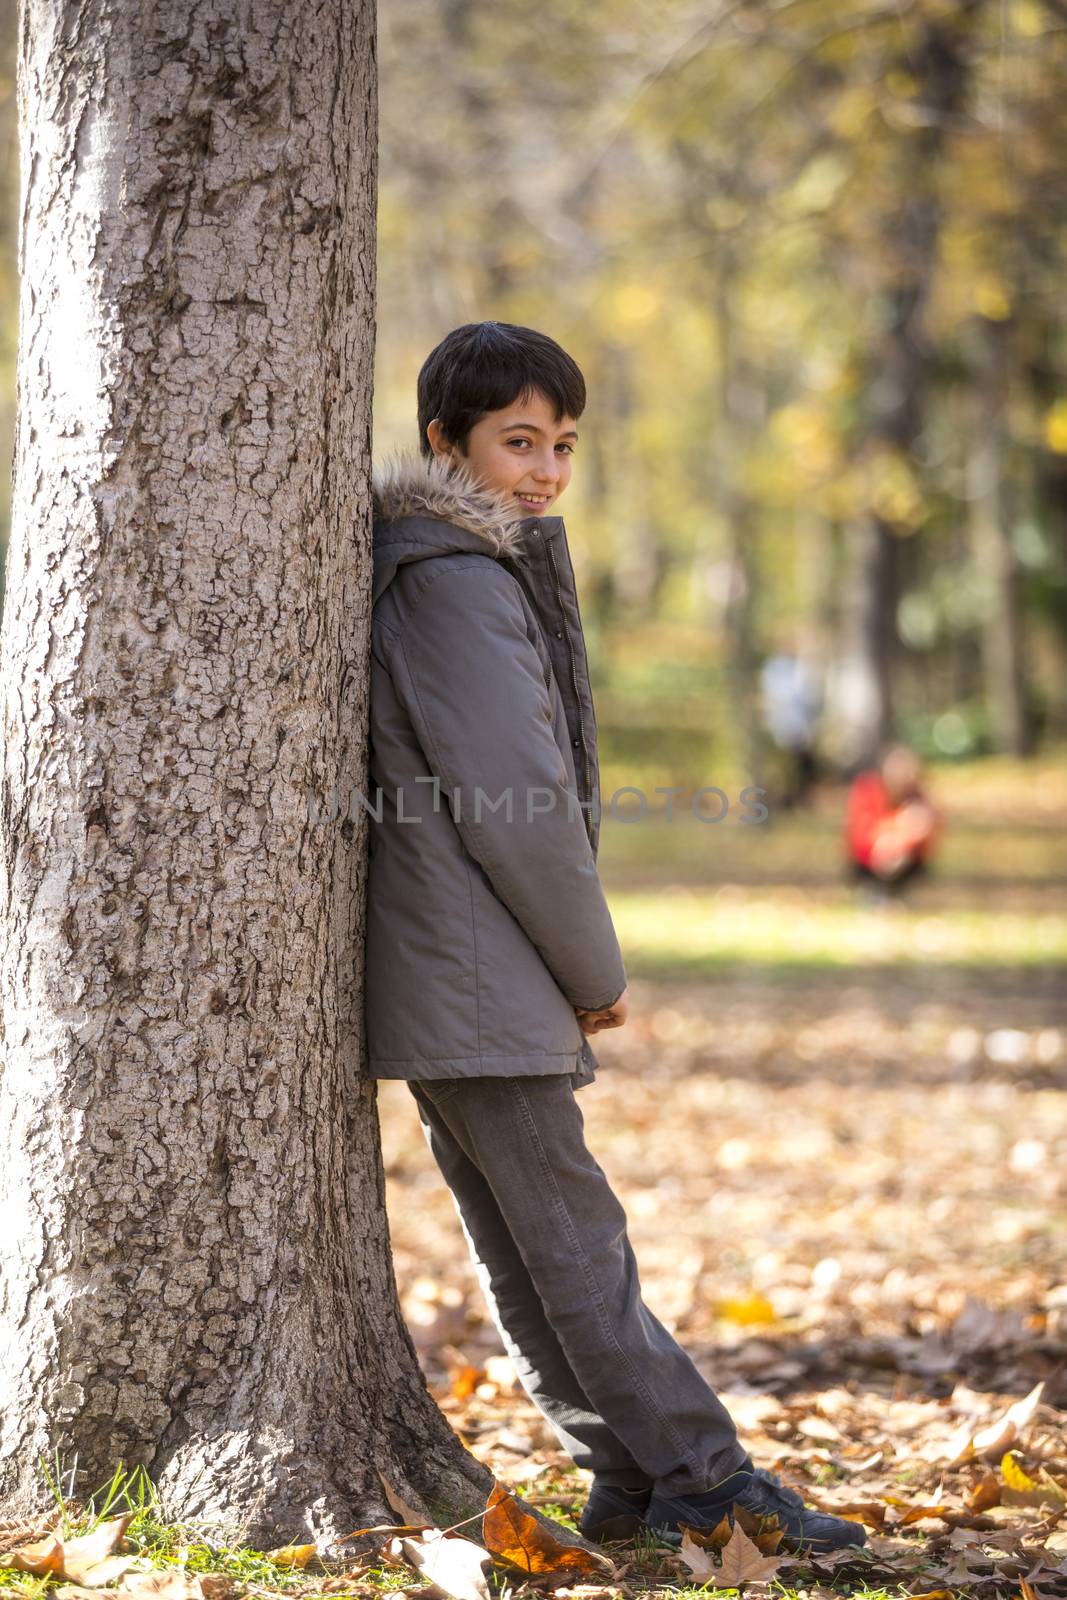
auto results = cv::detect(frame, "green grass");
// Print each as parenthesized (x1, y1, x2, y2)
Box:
(600, 812, 1065, 888)
(595, 747, 1067, 893)
(606, 887, 1067, 975)
(0, 1458, 946, 1600)
(0, 1461, 342, 1595)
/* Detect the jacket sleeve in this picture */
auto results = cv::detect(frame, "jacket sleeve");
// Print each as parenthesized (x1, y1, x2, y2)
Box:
(391, 560, 627, 1011)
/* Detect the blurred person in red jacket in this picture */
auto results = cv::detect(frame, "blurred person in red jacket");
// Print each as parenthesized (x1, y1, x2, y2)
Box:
(846, 744, 941, 901)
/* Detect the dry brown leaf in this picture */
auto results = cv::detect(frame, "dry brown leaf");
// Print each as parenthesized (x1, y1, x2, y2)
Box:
(384, 1535, 415, 1568)
(838, 1451, 885, 1475)
(341, 1521, 431, 1540)
(8, 1513, 137, 1587)
(717, 1522, 784, 1586)
(677, 1514, 733, 1552)
(116, 1574, 219, 1600)
(732, 1503, 786, 1555)
(676, 1529, 720, 1583)
(966, 1474, 1001, 1512)
(482, 1482, 614, 1579)
(897, 1503, 954, 1527)
(6, 1532, 65, 1576)
(677, 1522, 784, 1587)
(956, 1381, 1046, 1464)
(802, 1491, 887, 1530)
(797, 1415, 844, 1443)
(378, 1470, 430, 1529)
(397, 1528, 492, 1600)
(550, 1588, 622, 1599)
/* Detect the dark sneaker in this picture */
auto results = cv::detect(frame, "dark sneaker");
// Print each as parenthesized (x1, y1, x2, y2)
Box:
(579, 1481, 653, 1543)
(646, 1464, 868, 1554)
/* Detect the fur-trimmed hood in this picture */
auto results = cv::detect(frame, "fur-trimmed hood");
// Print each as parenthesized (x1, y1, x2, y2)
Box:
(375, 448, 534, 541)
(371, 448, 548, 606)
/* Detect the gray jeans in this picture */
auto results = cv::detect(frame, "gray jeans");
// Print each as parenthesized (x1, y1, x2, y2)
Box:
(408, 1073, 750, 1494)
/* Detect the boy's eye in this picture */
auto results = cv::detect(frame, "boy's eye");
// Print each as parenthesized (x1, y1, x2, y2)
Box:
(506, 438, 575, 453)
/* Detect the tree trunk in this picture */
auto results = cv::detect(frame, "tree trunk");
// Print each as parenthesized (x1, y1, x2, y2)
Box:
(965, 314, 1031, 755)
(846, 2, 982, 766)
(0, 0, 507, 1548)
(710, 257, 767, 787)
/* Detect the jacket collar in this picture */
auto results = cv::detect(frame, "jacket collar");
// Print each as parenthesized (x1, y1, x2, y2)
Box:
(371, 449, 563, 604)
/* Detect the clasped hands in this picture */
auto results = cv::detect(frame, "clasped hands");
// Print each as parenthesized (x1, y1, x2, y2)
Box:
(574, 986, 629, 1035)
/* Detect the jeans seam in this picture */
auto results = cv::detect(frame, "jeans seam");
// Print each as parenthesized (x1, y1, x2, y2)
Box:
(508, 1080, 705, 1479)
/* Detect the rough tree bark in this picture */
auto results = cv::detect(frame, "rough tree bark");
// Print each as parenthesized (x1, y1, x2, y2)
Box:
(841, 1, 982, 768)
(965, 313, 1031, 756)
(0, 0, 532, 1549)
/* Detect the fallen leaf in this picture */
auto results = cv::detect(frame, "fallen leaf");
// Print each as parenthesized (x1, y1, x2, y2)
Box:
(1001, 1452, 1067, 1509)
(797, 1415, 844, 1443)
(717, 1522, 784, 1585)
(838, 1451, 884, 1474)
(677, 1514, 733, 1552)
(802, 1491, 887, 1530)
(264, 1544, 317, 1569)
(8, 1514, 137, 1587)
(450, 1365, 485, 1402)
(885, 1485, 952, 1527)
(970, 1381, 1045, 1460)
(898, 1504, 954, 1527)
(483, 1355, 517, 1392)
(550, 1589, 621, 1599)
(482, 1483, 613, 1579)
(6, 1533, 64, 1576)
(675, 1529, 719, 1582)
(732, 1503, 786, 1554)
(340, 1522, 432, 1540)
(966, 1474, 1001, 1512)
(398, 1528, 491, 1600)
(676, 1521, 784, 1586)
(115, 1575, 219, 1600)
(378, 1470, 430, 1528)
(715, 1294, 779, 1326)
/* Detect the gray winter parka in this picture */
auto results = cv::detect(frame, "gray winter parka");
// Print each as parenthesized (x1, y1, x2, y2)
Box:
(365, 450, 627, 1088)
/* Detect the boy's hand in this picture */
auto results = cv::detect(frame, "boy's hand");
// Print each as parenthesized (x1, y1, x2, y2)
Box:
(575, 987, 629, 1034)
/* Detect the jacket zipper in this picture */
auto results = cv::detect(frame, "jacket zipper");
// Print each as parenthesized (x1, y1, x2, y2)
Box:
(546, 537, 593, 838)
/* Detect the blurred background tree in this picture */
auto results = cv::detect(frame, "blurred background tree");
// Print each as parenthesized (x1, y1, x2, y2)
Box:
(369, 0, 1067, 793)
(2, 0, 1066, 788)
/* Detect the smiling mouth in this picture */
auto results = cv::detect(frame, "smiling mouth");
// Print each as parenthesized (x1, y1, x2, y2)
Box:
(516, 492, 553, 505)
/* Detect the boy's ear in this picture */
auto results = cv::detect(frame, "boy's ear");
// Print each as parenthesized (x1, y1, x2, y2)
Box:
(426, 417, 453, 460)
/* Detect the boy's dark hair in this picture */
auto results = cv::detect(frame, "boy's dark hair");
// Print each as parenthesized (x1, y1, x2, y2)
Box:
(417, 321, 586, 459)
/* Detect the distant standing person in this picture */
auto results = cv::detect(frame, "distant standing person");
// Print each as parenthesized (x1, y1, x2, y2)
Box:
(846, 745, 941, 901)
(759, 649, 823, 809)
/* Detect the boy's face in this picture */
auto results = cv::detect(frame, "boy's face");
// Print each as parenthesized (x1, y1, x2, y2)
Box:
(428, 387, 577, 515)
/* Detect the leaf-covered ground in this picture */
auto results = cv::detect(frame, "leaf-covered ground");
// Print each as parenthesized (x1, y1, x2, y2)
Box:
(378, 755, 1067, 1598)
(1, 754, 1063, 1600)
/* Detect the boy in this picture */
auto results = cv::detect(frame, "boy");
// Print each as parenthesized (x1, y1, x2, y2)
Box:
(366, 321, 866, 1553)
